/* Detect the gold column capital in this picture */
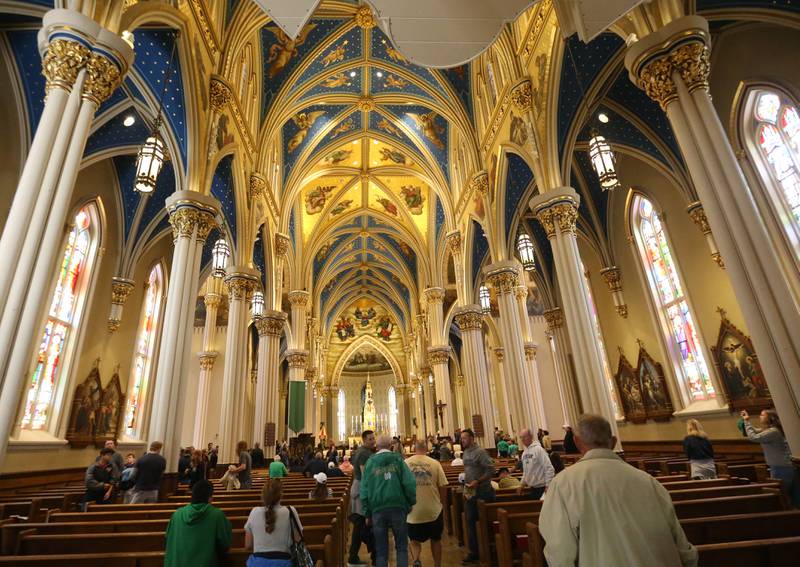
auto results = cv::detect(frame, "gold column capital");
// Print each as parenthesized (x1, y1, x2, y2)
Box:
(494, 348, 505, 363)
(543, 307, 564, 330)
(42, 38, 91, 93)
(275, 233, 291, 257)
(110, 277, 135, 305)
(469, 171, 490, 197)
(427, 346, 451, 367)
(83, 52, 124, 106)
(514, 285, 528, 301)
(599, 266, 623, 292)
(484, 262, 520, 295)
(255, 310, 287, 336)
(288, 290, 310, 307)
(199, 351, 218, 370)
(224, 271, 259, 301)
(424, 287, 445, 304)
(249, 173, 266, 199)
(286, 350, 309, 369)
(168, 207, 217, 242)
(533, 196, 579, 238)
(524, 342, 538, 361)
(453, 305, 484, 331)
(445, 230, 462, 255)
(686, 201, 711, 234)
(204, 292, 223, 309)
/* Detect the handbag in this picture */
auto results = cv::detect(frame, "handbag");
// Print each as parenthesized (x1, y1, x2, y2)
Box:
(288, 506, 315, 567)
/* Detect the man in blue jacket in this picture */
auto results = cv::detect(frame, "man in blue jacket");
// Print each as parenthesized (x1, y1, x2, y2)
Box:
(360, 435, 417, 567)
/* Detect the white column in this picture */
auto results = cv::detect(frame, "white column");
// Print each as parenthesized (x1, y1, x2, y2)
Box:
(530, 190, 618, 436)
(193, 286, 222, 449)
(626, 15, 800, 452)
(452, 375, 467, 430)
(287, 291, 310, 433)
(421, 369, 436, 437)
(544, 308, 581, 426)
(524, 343, 548, 431)
(427, 347, 455, 436)
(253, 310, 286, 458)
(107, 278, 136, 332)
(484, 262, 536, 431)
(411, 380, 423, 438)
(148, 193, 219, 471)
(492, 348, 515, 434)
(453, 305, 496, 448)
(0, 16, 134, 465)
(218, 267, 259, 462)
(513, 285, 543, 431)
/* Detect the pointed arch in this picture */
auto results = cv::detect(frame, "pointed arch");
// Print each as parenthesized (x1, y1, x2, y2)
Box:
(332, 335, 404, 387)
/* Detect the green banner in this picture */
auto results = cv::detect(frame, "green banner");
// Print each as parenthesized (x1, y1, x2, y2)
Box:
(288, 381, 306, 435)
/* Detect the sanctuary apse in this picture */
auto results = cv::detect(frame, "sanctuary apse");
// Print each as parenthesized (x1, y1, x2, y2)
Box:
(0, 0, 798, 474)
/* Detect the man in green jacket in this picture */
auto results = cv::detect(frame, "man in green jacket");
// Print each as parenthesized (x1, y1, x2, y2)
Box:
(164, 480, 232, 567)
(360, 435, 417, 567)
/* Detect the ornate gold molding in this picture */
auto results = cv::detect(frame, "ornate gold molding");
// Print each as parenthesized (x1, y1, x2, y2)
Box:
(110, 277, 135, 305)
(494, 348, 504, 363)
(427, 347, 451, 366)
(445, 231, 462, 255)
(616, 305, 629, 318)
(169, 207, 217, 242)
(510, 80, 532, 113)
(83, 52, 123, 106)
(255, 311, 286, 336)
(686, 201, 711, 235)
(249, 173, 266, 199)
(42, 39, 90, 93)
(357, 96, 376, 111)
(355, 5, 376, 28)
(225, 273, 258, 302)
(209, 77, 232, 112)
(513, 285, 528, 301)
(543, 307, 564, 330)
(671, 42, 710, 94)
(204, 292, 223, 309)
(454, 307, 483, 331)
(188, 0, 220, 57)
(275, 234, 290, 257)
(524, 343, 537, 361)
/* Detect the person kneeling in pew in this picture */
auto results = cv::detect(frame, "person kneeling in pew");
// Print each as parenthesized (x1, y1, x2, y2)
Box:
(165, 479, 232, 567)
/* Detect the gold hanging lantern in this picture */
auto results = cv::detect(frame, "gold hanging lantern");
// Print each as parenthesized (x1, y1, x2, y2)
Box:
(588, 129, 620, 191)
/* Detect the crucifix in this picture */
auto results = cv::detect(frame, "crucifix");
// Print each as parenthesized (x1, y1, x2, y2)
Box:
(435, 399, 447, 429)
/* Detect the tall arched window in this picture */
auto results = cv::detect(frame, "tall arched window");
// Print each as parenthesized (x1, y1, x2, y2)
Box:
(124, 263, 164, 438)
(22, 203, 100, 430)
(388, 385, 398, 436)
(744, 88, 800, 259)
(337, 388, 346, 441)
(631, 194, 714, 403)
(582, 265, 623, 419)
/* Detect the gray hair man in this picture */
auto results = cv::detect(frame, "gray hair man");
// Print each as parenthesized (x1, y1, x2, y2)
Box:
(517, 428, 554, 500)
(539, 415, 697, 567)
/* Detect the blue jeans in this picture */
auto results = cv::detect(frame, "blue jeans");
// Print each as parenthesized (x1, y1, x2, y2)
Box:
(372, 507, 408, 567)
(465, 485, 496, 557)
(772, 466, 800, 508)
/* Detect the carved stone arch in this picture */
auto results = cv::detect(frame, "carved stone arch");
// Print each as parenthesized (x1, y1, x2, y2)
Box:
(332, 335, 405, 388)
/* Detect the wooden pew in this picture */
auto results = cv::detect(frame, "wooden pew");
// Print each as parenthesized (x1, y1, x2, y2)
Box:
(674, 493, 785, 519)
(681, 510, 800, 545)
(477, 500, 543, 567)
(494, 509, 540, 567)
(667, 483, 781, 502)
(696, 536, 800, 567)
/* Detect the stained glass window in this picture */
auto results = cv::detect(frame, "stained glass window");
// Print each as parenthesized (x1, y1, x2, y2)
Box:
(124, 264, 164, 438)
(750, 89, 800, 252)
(337, 389, 345, 440)
(388, 385, 398, 437)
(582, 265, 623, 419)
(22, 204, 99, 430)
(632, 195, 715, 402)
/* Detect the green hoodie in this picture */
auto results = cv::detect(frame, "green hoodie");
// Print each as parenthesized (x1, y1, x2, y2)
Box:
(360, 449, 416, 517)
(164, 503, 232, 567)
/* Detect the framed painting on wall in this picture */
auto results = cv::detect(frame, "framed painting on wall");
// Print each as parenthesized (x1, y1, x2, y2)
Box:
(614, 352, 646, 423)
(636, 345, 673, 421)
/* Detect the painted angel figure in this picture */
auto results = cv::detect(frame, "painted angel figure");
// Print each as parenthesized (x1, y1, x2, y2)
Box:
(407, 111, 445, 150)
(265, 23, 317, 78)
(335, 316, 355, 341)
(330, 199, 353, 216)
(376, 197, 398, 216)
(287, 110, 326, 153)
(400, 185, 424, 214)
(375, 316, 393, 341)
(305, 185, 336, 215)
(379, 147, 411, 165)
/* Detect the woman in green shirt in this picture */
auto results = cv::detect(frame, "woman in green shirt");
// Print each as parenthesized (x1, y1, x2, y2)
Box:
(268, 454, 288, 478)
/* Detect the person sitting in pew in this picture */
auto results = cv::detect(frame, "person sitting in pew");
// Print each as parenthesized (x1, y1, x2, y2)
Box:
(518, 428, 554, 500)
(165, 479, 232, 567)
(339, 455, 354, 475)
(245, 480, 303, 567)
(269, 454, 288, 478)
(84, 447, 116, 510)
(303, 451, 327, 478)
(742, 408, 800, 507)
(539, 414, 697, 567)
(327, 460, 345, 478)
(309, 472, 333, 500)
(497, 467, 521, 490)
(683, 419, 717, 480)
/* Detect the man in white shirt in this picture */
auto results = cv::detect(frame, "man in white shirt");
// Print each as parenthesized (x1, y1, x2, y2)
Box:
(539, 414, 697, 567)
(517, 428, 554, 500)
(406, 440, 448, 567)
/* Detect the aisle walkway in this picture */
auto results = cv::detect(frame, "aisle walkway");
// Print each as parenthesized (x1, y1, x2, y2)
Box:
(353, 530, 465, 567)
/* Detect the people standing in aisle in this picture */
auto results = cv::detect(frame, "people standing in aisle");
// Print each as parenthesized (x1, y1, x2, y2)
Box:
(120, 452, 137, 503)
(178, 448, 192, 484)
(84, 447, 116, 509)
(540, 415, 697, 566)
(269, 454, 288, 478)
(348, 430, 376, 567)
(235, 441, 253, 489)
(496, 436, 509, 457)
(188, 449, 207, 488)
(130, 441, 166, 504)
(541, 430, 552, 453)
(517, 428, 554, 500)
(507, 439, 519, 458)
(164, 480, 232, 567)
(244, 480, 303, 567)
(742, 409, 800, 507)
(683, 419, 716, 480)
(309, 472, 333, 500)
(461, 428, 495, 565)
(209, 446, 219, 471)
(251, 443, 265, 469)
(95, 439, 124, 479)
(405, 440, 448, 567)
(361, 435, 417, 567)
